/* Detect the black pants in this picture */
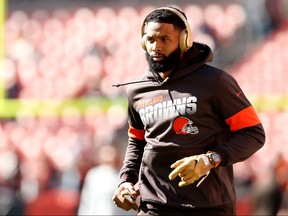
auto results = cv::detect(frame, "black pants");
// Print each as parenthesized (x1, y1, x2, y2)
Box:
(138, 202, 236, 216)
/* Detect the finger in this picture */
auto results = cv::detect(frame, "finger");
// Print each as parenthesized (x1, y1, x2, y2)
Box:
(179, 181, 189, 187)
(113, 194, 131, 211)
(179, 171, 207, 187)
(112, 191, 122, 204)
(121, 189, 130, 196)
(122, 201, 136, 211)
(124, 183, 137, 196)
(114, 192, 136, 211)
(122, 196, 138, 211)
(170, 159, 184, 168)
(179, 167, 193, 177)
(181, 173, 193, 182)
(169, 164, 187, 180)
(123, 194, 135, 203)
(117, 202, 133, 211)
(112, 194, 116, 201)
(179, 178, 196, 187)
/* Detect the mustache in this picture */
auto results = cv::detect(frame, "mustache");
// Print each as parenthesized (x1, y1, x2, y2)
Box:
(149, 53, 165, 59)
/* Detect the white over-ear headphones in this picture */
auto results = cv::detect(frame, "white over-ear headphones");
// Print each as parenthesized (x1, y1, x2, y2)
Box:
(141, 7, 193, 52)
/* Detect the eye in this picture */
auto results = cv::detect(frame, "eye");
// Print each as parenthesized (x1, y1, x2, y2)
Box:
(161, 37, 169, 42)
(146, 37, 154, 43)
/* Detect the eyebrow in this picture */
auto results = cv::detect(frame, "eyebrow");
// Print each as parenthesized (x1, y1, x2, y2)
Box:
(146, 34, 170, 39)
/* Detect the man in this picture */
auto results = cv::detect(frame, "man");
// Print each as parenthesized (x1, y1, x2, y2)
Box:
(112, 6, 265, 216)
(78, 145, 134, 215)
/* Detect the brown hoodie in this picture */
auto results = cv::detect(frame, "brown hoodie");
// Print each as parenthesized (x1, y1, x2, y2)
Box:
(119, 42, 265, 209)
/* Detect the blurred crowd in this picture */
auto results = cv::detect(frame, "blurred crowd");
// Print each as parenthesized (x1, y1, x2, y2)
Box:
(2, 2, 250, 99)
(0, 0, 288, 215)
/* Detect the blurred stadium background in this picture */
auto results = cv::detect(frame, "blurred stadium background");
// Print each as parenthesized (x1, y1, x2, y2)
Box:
(0, 0, 287, 215)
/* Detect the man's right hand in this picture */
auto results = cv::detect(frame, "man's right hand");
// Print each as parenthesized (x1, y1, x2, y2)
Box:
(112, 182, 139, 211)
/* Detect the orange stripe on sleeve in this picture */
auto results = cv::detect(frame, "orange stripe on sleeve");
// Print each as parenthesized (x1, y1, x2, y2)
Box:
(128, 125, 145, 140)
(225, 106, 261, 132)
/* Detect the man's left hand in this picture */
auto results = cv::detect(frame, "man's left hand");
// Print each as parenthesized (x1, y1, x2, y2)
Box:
(168, 154, 214, 187)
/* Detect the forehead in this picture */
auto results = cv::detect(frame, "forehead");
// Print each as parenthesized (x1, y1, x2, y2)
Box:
(145, 22, 178, 36)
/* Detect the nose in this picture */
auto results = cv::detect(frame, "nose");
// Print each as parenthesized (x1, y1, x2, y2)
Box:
(152, 41, 161, 52)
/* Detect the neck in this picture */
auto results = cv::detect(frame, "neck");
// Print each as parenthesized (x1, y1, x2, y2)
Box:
(159, 70, 173, 79)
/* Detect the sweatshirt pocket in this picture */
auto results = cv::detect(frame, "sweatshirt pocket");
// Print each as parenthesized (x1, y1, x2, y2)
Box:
(139, 148, 235, 208)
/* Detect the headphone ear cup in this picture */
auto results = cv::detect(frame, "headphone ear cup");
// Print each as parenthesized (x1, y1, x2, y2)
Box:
(179, 30, 188, 51)
(141, 34, 147, 51)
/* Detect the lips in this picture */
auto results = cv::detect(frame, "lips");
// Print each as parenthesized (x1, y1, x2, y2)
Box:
(152, 55, 164, 62)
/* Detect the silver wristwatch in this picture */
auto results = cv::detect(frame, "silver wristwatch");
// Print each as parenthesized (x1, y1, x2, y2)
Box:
(207, 151, 221, 167)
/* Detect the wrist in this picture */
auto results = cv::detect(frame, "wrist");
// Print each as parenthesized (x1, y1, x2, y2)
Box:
(206, 151, 222, 168)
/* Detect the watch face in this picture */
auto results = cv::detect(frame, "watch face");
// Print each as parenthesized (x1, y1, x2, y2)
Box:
(212, 153, 221, 163)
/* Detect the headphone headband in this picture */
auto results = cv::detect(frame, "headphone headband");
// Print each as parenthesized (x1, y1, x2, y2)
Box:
(156, 7, 188, 24)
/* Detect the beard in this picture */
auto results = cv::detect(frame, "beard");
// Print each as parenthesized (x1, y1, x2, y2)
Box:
(145, 47, 182, 73)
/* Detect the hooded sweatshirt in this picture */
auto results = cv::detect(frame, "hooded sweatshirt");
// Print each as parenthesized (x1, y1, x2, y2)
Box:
(119, 42, 265, 209)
